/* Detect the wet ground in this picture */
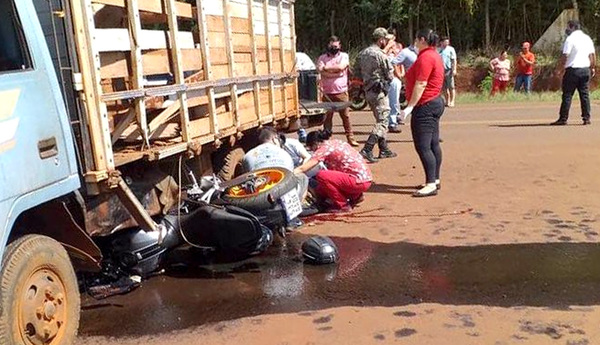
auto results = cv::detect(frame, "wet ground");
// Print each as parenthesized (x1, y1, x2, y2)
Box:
(78, 101, 600, 345)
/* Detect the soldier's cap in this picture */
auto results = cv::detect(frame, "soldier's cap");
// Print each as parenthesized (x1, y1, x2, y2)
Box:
(372, 27, 389, 40)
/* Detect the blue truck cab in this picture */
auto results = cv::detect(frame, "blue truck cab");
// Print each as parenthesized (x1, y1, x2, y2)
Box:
(0, 0, 303, 343)
(0, 1, 87, 343)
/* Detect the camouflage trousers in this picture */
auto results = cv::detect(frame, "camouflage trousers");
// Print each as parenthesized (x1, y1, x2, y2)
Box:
(366, 91, 390, 138)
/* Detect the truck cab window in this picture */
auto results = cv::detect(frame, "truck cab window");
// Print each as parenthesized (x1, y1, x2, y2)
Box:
(0, 1, 32, 73)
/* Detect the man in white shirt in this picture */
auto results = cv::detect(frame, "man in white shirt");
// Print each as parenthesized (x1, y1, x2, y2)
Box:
(439, 37, 458, 107)
(552, 20, 596, 126)
(243, 127, 308, 201)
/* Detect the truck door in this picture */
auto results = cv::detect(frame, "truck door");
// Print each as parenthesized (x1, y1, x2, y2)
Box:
(0, 0, 78, 199)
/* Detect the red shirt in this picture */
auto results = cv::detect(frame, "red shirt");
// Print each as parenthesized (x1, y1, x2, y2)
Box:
(405, 47, 444, 106)
(517, 52, 535, 75)
(312, 139, 373, 183)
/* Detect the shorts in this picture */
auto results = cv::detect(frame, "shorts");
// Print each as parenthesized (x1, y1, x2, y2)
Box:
(443, 70, 455, 90)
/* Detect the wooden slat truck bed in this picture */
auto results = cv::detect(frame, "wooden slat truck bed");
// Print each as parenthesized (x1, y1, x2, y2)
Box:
(68, 0, 298, 184)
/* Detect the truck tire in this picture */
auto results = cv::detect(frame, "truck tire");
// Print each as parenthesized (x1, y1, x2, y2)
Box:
(221, 168, 297, 211)
(0, 235, 79, 345)
(213, 147, 245, 181)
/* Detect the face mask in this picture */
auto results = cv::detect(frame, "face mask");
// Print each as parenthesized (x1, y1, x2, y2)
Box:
(565, 28, 573, 36)
(327, 46, 340, 55)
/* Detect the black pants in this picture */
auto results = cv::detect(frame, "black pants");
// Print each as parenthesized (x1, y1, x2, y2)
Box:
(411, 96, 445, 184)
(559, 67, 591, 121)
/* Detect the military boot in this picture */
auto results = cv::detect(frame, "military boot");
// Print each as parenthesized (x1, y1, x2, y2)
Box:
(378, 137, 397, 159)
(360, 134, 379, 163)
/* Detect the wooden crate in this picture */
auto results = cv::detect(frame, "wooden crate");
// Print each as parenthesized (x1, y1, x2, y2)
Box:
(69, 0, 298, 178)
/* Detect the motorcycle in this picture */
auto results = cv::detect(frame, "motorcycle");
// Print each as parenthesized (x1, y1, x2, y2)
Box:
(348, 75, 407, 111)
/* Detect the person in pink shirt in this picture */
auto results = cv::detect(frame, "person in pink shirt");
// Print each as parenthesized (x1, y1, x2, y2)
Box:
(489, 50, 511, 96)
(317, 36, 359, 147)
(295, 130, 372, 212)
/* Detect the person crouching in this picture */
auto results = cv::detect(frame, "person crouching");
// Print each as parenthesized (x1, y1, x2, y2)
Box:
(294, 130, 373, 213)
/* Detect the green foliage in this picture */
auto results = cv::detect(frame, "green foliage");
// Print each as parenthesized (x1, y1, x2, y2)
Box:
(296, 0, 600, 54)
(457, 89, 600, 104)
(478, 71, 494, 94)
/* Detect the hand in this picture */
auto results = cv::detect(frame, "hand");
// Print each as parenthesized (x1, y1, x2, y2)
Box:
(592, 67, 597, 78)
(400, 106, 414, 119)
(453, 70, 458, 77)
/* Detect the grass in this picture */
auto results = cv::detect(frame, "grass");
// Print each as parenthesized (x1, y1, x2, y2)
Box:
(456, 89, 600, 104)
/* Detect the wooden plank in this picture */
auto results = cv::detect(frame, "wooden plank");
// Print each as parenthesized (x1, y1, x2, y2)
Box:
(111, 107, 136, 144)
(92, 0, 193, 18)
(222, 0, 240, 131)
(248, 0, 261, 124)
(206, 15, 250, 33)
(289, 2, 299, 115)
(71, 0, 115, 172)
(100, 49, 202, 79)
(263, 0, 275, 118)
(126, 0, 149, 146)
(94, 28, 195, 52)
(196, 0, 219, 137)
(165, 0, 190, 143)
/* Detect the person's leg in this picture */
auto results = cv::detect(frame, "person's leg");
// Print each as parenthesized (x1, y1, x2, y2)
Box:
(491, 78, 500, 96)
(411, 104, 437, 184)
(336, 92, 359, 146)
(557, 68, 577, 123)
(430, 97, 445, 182)
(524, 75, 532, 93)
(315, 170, 359, 210)
(362, 91, 390, 162)
(575, 68, 591, 123)
(294, 173, 309, 201)
(443, 72, 451, 105)
(500, 80, 509, 94)
(449, 87, 456, 107)
(323, 93, 335, 132)
(388, 78, 401, 129)
(514, 74, 523, 92)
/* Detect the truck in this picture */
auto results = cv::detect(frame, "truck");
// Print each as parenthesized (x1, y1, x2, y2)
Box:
(0, 0, 299, 343)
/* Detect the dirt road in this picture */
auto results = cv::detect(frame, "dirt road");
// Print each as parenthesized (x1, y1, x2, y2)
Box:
(78, 102, 600, 345)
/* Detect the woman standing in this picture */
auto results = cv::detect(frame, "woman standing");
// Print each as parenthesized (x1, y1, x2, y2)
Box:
(490, 50, 511, 96)
(294, 130, 372, 212)
(399, 29, 445, 197)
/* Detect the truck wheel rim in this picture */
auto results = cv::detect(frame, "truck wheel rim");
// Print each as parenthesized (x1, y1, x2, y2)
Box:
(226, 170, 285, 197)
(19, 268, 68, 345)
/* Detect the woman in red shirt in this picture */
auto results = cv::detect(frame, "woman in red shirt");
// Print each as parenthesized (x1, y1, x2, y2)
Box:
(400, 29, 445, 197)
(294, 130, 372, 212)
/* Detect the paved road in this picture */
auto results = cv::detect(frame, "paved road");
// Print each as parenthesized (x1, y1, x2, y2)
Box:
(78, 101, 600, 345)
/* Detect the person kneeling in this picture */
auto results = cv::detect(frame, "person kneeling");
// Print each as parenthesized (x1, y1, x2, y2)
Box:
(295, 130, 373, 213)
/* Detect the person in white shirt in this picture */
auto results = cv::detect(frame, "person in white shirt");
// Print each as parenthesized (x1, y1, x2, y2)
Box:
(552, 20, 596, 126)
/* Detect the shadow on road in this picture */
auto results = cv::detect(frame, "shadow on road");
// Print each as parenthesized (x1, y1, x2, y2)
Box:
(79, 236, 600, 338)
(368, 183, 418, 195)
(490, 123, 584, 128)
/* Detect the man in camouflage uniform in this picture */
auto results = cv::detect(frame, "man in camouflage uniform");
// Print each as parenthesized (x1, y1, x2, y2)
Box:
(354, 27, 397, 163)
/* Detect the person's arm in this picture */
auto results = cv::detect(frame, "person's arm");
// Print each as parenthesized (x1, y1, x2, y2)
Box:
(323, 55, 349, 73)
(294, 158, 319, 175)
(521, 53, 535, 65)
(451, 48, 458, 76)
(489, 59, 496, 72)
(590, 52, 597, 78)
(398, 64, 407, 78)
(407, 81, 428, 108)
(383, 38, 396, 55)
(559, 54, 568, 71)
(393, 64, 403, 79)
(318, 57, 342, 77)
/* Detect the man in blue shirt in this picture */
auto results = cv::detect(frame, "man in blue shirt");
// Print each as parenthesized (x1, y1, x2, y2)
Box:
(439, 37, 457, 107)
